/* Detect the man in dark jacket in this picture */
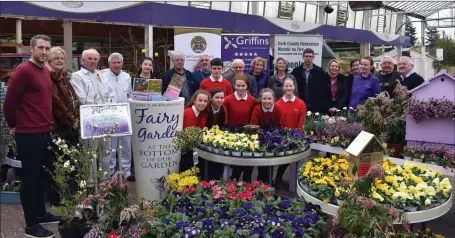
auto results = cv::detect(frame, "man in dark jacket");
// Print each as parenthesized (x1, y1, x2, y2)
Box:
(377, 56, 401, 96)
(291, 48, 331, 114)
(397, 56, 424, 91)
(162, 52, 198, 104)
(223, 59, 258, 97)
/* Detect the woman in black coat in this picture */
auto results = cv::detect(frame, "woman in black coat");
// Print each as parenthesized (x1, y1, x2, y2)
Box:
(327, 60, 349, 114)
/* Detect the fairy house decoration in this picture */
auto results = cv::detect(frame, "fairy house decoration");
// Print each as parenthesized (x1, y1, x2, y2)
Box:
(346, 131, 386, 178)
(406, 69, 455, 145)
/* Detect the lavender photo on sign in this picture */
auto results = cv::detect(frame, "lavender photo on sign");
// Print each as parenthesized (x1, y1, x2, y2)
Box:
(83, 121, 131, 138)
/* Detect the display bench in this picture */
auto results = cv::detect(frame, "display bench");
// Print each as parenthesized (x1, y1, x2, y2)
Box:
(196, 148, 312, 186)
(309, 143, 455, 177)
(297, 182, 453, 224)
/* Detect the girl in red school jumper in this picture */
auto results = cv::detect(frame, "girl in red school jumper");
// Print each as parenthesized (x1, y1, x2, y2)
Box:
(274, 78, 306, 188)
(206, 87, 228, 180)
(251, 88, 281, 184)
(180, 89, 210, 172)
(224, 74, 256, 182)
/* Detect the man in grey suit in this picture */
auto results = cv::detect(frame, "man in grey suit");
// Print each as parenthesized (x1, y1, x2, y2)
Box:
(223, 59, 258, 97)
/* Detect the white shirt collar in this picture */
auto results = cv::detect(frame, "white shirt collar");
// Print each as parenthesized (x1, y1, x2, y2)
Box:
(81, 67, 97, 74)
(192, 105, 200, 117)
(212, 105, 220, 114)
(210, 75, 223, 82)
(262, 105, 274, 113)
(283, 95, 296, 102)
(234, 91, 248, 101)
(404, 69, 415, 78)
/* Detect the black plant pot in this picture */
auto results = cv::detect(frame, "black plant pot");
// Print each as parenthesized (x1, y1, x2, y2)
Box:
(77, 219, 91, 238)
(58, 220, 78, 238)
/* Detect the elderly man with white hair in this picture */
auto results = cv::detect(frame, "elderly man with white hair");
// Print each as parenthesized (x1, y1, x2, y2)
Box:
(162, 52, 198, 103)
(223, 59, 258, 97)
(100, 53, 133, 179)
(378, 56, 401, 95)
(192, 54, 211, 85)
(398, 56, 424, 91)
(71, 49, 116, 181)
(71, 48, 116, 105)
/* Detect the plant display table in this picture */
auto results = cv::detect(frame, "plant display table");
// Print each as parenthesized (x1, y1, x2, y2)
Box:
(196, 148, 311, 188)
(309, 143, 455, 177)
(297, 182, 453, 224)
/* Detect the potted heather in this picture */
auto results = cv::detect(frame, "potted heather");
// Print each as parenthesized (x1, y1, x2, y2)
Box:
(333, 165, 411, 238)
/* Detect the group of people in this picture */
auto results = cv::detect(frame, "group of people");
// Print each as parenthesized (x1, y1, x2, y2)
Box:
(176, 48, 425, 186)
(3, 35, 135, 238)
(3, 33, 426, 238)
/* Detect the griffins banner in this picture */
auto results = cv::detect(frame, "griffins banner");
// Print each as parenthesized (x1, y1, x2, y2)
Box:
(129, 98, 184, 206)
(174, 28, 221, 71)
(221, 34, 270, 75)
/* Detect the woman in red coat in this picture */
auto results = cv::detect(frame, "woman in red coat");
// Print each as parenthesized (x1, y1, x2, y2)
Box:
(250, 88, 281, 184)
(224, 75, 256, 182)
(180, 89, 210, 172)
(274, 78, 306, 188)
(206, 87, 228, 180)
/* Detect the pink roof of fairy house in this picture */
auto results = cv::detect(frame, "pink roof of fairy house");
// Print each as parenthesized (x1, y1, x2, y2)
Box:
(406, 70, 455, 145)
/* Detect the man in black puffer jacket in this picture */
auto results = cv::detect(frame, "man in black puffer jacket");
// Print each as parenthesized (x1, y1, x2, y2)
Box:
(291, 48, 331, 115)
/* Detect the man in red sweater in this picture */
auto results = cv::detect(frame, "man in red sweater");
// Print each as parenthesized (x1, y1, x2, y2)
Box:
(4, 35, 60, 238)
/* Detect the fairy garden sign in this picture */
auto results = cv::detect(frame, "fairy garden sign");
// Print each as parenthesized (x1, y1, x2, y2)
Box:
(406, 70, 455, 145)
(129, 98, 184, 207)
(346, 131, 386, 178)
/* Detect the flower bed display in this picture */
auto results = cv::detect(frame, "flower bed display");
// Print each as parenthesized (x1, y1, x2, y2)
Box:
(304, 110, 362, 148)
(149, 180, 326, 237)
(403, 143, 455, 168)
(298, 154, 452, 211)
(200, 126, 307, 157)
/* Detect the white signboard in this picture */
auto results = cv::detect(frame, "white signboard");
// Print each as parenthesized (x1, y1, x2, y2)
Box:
(129, 98, 184, 206)
(274, 35, 323, 71)
(174, 28, 221, 71)
(436, 48, 443, 61)
(80, 103, 132, 139)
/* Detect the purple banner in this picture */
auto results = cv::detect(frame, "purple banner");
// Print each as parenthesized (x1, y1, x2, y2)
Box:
(221, 34, 270, 75)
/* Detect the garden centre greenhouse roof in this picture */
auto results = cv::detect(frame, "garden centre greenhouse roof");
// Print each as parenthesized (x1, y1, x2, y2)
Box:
(382, 1, 454, 19)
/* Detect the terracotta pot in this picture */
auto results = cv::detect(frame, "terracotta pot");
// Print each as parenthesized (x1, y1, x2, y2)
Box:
(387, 143, 403, 158)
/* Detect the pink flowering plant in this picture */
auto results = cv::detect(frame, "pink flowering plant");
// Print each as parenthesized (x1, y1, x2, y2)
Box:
(332, 165, 412, 238)
(407, 97, 455, 123)
(84, 174, 154, 238)
(149, 180, 326, 237)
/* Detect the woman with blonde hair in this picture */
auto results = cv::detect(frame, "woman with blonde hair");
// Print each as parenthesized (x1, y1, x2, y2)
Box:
(249, 56, 269, 94)
(326, 59, 348, 113)
(268, 57, 298, 100)
(47, 47, 80, 144)
(46, 46, 80, 207)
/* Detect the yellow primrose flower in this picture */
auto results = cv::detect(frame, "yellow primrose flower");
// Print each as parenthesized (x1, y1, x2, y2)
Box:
(373, 191, 384, 202)
(425, 198, 431, 206)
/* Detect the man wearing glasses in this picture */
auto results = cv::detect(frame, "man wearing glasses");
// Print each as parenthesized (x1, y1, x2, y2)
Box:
(192, 54, 211, 86)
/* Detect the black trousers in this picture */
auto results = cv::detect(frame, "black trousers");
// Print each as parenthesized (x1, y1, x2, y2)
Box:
(276, 164, 288, 180)
(207, 161, 224, 181)
(179, 151, 205, 178)
(16, 132, 53, 227)
(231, 166, 253, 183)
(257, 166, 273, 184)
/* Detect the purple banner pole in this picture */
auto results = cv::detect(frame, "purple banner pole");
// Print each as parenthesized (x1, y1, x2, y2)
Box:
(221, 34, 270, 75)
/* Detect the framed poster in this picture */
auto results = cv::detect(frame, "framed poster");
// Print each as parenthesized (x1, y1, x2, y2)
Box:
(80, 103, 133, 139)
